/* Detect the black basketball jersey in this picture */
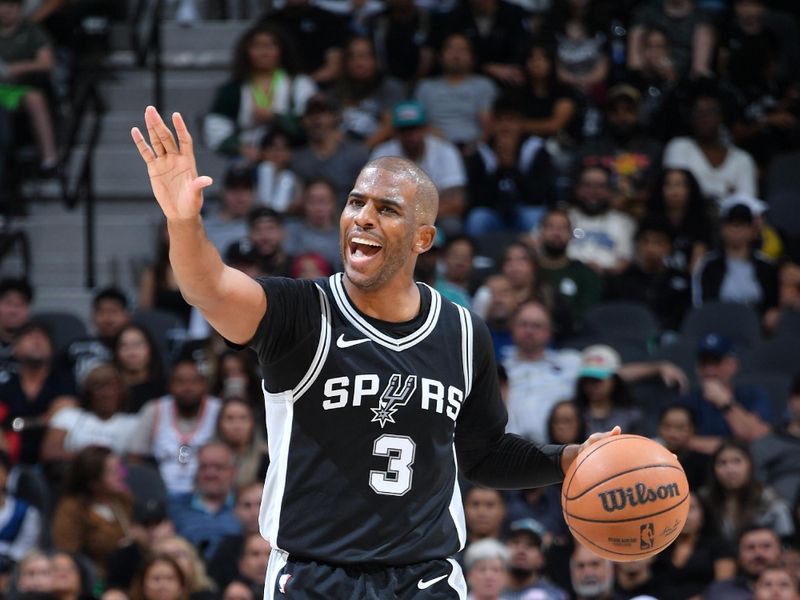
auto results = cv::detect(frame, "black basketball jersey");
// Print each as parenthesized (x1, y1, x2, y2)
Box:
(244, 274, 509, 565)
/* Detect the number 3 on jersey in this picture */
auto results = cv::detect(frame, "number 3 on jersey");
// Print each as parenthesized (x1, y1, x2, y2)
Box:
(369, 434, 416, 496)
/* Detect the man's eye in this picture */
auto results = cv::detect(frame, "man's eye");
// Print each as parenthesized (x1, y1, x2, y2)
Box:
(380, 206, 396, 214)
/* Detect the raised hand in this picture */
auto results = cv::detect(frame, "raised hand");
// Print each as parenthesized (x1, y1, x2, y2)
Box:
(131, 106, 213, 221)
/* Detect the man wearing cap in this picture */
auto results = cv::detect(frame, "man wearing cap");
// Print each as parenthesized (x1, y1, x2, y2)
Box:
(503, 518, 568, 600)
(681, 333, 772, 452)
(203, 166, 257, 253)
(225, 207, 292, 278)
(371, 100, 467, 231)
(692, 201, 779, 325)
(289, 94, 370, 203)
(720, 193, 783, 261)
(576, 84, 662, 217)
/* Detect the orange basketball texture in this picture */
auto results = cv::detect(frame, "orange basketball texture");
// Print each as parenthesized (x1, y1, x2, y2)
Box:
(561, 434, 690, 562)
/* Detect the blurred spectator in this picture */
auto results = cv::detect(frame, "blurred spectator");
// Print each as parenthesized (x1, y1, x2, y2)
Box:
(225, 208, 292, 279)
(576, 84, 662, 216)
(127, 358, 222, 496)
(464, 97, 555, 236)
(0, 449, 40, 561)
(692, 203, 779, 325)
(0, 322, 77, 465)
(204, 23, 316, 160)
(65, 288, 131, 385)
(367, 0, 434, 83)
(627, 0, 715, 78)
(204, 166, 257, 254)
(113, 324, 165, 414)
(615, 557, 664, 599)
(215, 399, 268, 488)
(753, 566, 800, 600)
(212, 350, 261, 408)
(681, 334, 772, 451)
(208, 481, 263, 590)
(569, 543, 616, 600)
(656, 405, 709, 490)
(704, 525, 782, 600)
(254, 128, 301, 213)
(464, 486, 505, 545)
(433, 0, 528, 87)
(463, 538, 509, 600)
(168, 441, 241, 560)
(332, 36, 405, 148)
(41, 364, 137, 463)
(232, 533, 269, 600)
(12, 550, 53, 596)
(222, 579, 255, 600)
(504, 480, 568, 546)
(510, 43, 579, 139)
(130, 555, 187, 600)
(371, 100, 467, 230)
(151, 535, 216, 600)
(573, 345, 641, 434)
(567, 165, 636, 276)
(283, 178, 343, 272)
(436, 235, 475, 308)
(0, 278, 32, 378)
(503, 301, 581, 444)
(719, 192, 783, 261)
(289, 94, 370, 204)
(548, 400, 586, 446)
(701, 441, 794, 544)
(604, 217, 691, 332)
(414, 32, 496, 146)
(663, 88, 757, 205)
(652, 491, 736, 600)
(50, 551, 94, 600)
(51, 447, 133, 579)
(138, 224, 192, 327)
(534, 208, 602, 328)
(261, 0, 346, 86)
(645, 168, 712, 273)
(480, 274, 518, 361)
(503, 518, 567, 599)
(0, 0, 58, 172)
(752, 378, 800, 509)
(551, 0, 610, 99)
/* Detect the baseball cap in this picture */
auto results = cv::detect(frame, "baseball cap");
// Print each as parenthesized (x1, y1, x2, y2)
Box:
(392, 101, 427, 129)
(722, 204, 753, 225)
(697, 333, 735, 359)
(607, 83, 641, 106)
(720, 193, 767, 219)
(223, 165, 255, 189)
(579, 345, 621, 380)
(505, 518, 545, 545)
(134, 498, 167, 525)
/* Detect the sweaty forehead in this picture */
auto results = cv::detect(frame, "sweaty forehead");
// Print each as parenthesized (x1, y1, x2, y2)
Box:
(353, 166, 418, 203)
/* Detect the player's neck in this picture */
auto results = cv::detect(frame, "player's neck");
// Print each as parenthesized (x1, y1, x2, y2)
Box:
(344, 277, 421, 323)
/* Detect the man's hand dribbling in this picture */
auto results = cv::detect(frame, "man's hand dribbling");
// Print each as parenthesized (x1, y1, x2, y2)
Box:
(130, 106, 213, 221)
(560, 425, 622, 474)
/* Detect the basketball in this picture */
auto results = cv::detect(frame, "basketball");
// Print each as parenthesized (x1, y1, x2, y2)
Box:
(561, 434, 690, 562)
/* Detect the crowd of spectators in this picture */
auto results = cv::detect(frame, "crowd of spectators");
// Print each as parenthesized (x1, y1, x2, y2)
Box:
(3, 0, 800, 598)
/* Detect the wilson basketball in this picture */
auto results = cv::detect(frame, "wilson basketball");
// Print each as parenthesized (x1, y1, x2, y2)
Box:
(561, 434, 690, 562)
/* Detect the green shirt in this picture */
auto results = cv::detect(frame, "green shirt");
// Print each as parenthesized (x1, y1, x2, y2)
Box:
(540, 260, 602, 325)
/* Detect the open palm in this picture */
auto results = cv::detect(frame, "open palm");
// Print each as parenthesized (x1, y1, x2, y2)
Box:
(131, 106, 213, 220)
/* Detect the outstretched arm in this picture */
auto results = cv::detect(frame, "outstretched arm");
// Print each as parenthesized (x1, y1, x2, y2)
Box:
(131, 106, 265, 344)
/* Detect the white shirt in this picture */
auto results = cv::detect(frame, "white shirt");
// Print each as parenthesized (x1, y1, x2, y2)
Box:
(0, 497, 41, 560)
(503, 348, 582, 444)
(663, 137, 757, 206)
(370, 134, 467, 192)
(567, 208, 635, 270)
(50, 407, 138, 454)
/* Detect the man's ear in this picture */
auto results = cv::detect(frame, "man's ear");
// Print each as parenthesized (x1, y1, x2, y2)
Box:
(413, 225, 437, 255)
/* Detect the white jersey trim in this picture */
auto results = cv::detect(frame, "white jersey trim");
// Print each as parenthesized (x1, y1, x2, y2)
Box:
(446, 558, 468, 599)
(448, 445, 467, 550)
(293, 283, 332, 401)
(329, 274, 442, 352)
(456, 305, 474, 398)
(261, 387, 294, 549)
(264, 548, 289, 600)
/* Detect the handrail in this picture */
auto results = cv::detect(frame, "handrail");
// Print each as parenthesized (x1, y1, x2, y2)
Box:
(130, 0, 164, 109)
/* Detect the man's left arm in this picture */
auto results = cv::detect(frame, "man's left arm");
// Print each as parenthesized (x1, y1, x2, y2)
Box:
(703, 380, 771, 442)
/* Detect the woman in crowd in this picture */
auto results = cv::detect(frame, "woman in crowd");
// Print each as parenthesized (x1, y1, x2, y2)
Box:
(51, 447, 134, 580)
(42, 364, 138, 463)
(113, 324, 165, 413)
(11, 550, 52, 596)
(216, 399, 269, 488)
(151, 536, 216, 600)
(574, 345, 642, 435)
(332, 36, 405, 148)
(51, 551, 95, 600)
(552, 0, 610, 101)
(653, 492, 736, 600)
(463, 539, 510, 600)
(131, 555, 188, 600)
(646, 168, 713, 272)
(138, 225, 192, 327)
(547, 400, 587, 446)
(204, 23, 316, 160)
(700, 439, 794, 544)
(213, 350, 261, 407)
(282, 179, 342, 272)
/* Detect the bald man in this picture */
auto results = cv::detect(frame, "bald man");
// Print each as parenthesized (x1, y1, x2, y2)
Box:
(132, 107, 619, 600)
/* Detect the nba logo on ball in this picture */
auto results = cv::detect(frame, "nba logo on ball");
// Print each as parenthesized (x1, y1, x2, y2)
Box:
(561, 434, 690, 561)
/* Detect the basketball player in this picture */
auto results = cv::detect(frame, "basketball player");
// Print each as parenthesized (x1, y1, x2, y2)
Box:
(131, 106, 620, 599)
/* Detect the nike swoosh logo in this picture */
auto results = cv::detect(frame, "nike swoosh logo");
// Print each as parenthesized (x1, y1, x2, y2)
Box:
(417, 574, 448, 590)
(336, 334, 370, 349)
